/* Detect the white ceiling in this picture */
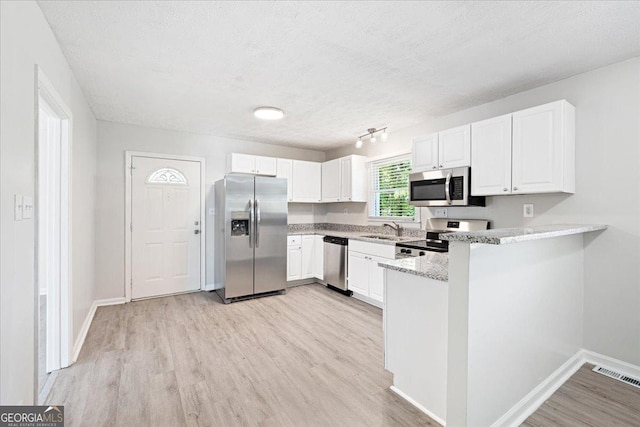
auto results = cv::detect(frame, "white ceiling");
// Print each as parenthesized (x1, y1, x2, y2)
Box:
(37, 1, 640, 150)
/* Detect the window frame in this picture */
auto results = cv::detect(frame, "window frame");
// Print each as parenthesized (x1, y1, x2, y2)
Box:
(367, 153, 418, 223)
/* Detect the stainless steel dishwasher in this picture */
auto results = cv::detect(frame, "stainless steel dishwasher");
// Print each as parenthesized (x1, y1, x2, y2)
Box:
(323, 236, 352, 296)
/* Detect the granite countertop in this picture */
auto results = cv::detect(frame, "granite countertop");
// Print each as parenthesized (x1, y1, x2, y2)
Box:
(440, 224, 607, 245)
(287, 230, 422, 246)
(377, 252, 449, 282)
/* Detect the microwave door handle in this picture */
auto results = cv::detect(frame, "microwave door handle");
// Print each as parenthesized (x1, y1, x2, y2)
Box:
(249, 199, 254, 248)
(445, 172, 452, 205)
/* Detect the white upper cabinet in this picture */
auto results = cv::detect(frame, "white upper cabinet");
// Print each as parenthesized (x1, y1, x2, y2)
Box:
(412, 133, 439, 171)
(276, 158, 293, 202)
(292, 160, 322, 202)
(321, 159, 341, 202)
(438, 124, 471, 169)
(471, 100, 575, 196)
(227, 153, 277, 176)
(321, 155, 367, 202)
(254, 156, 277, 176)
(512, 100, 575, 194)
(412, 125, 470, 172)
(471, 114, 513, 196)
(341, 155, 367, 202)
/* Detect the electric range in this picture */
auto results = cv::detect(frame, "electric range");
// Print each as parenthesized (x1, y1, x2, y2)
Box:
(395, 218, 490, 258)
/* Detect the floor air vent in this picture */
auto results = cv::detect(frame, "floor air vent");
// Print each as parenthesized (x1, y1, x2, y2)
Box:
(592, 366, 640, 389)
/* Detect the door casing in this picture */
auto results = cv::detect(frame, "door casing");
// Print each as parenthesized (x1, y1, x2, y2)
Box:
(125, 151, 206, 302)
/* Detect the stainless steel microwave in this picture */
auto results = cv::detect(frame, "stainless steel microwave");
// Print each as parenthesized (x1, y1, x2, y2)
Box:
(409, 167, 485, 207)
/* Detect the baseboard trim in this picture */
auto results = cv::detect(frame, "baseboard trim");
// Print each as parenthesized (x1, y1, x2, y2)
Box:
(390, 385, 445, 426)
(491, 349, 640, 426)
(491, 350, 584, 426)
(71, 297, 126, 363)
(351, 292, 383, 309)
(582, 349, 640, 379)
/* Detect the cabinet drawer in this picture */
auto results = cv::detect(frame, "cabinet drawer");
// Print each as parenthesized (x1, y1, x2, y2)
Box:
(349, 240, 396, 259)
(287, 235, 302, 246)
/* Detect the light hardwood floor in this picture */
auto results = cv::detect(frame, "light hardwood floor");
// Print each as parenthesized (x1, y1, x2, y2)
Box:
(523, 363, 640, 426)
(46, 284, 640, 426)
(45, 284, 437, 426)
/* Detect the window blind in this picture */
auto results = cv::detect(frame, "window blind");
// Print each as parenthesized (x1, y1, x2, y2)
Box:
(368, 154, 415, 219)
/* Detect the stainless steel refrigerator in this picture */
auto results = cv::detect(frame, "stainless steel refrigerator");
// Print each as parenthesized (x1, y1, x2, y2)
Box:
(214, 174, 287, 303)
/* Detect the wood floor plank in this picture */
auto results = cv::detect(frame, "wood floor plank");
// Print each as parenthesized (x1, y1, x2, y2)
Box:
(45, 284, 639, 426)
(522, 363, 640, 426)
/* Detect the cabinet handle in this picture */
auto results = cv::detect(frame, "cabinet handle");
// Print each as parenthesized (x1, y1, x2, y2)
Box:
(439, 165, 443, 168)
(503, 188, 508, 192)
(432, 166, 437, 169)
(513, 187, 518, 191)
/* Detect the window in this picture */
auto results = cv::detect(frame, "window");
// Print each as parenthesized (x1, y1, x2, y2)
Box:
(147, 168, 187, 185)
(368, 154, 416, 221)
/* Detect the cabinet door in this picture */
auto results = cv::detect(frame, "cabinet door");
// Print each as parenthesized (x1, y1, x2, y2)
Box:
(292, 161, 321, 202)
(439, 124, 471, 168)
(347, 251, 369, 296)
(321, 159, 341, 202)
(512, 101, 564, 194)
(287, 246, 301, 281)
(369, 256, 387, 303)
(314, 235, 324, 280)
(340, 157, 352, 201)
(347, 155, 368, 202)
(255, 156, 277, 176)
(412, 133, 439, 172)
(229, 153, 255, 174)
(301, 236, 315, 279)
(471, 114, 513, 196)
(276, 159, 293, 201)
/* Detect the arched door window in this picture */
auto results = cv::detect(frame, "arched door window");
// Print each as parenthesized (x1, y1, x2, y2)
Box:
(146, 168, 187, 185)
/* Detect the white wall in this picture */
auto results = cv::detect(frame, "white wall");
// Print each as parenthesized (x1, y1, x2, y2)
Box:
(447, 236, 584, 426)
(0, 1, 97, 404)
(327, 58, 640, 366)
(95, 121, 325, 298)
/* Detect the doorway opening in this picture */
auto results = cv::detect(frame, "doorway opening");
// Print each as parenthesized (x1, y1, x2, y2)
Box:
(35, 67, 72, 403)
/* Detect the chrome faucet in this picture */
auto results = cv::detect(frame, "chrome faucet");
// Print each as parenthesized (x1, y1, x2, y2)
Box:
(383, 221, 402, 237)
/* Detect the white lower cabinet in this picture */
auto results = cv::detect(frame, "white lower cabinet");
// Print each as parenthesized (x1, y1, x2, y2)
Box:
(287, 236, 302, 281)
(314, 235, 324, 280)
(287, 234, 324, 281)
(301, 235, 314, 279)
(347, 240, 395, 306)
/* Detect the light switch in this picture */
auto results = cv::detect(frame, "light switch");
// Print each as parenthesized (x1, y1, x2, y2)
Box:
(22, 196, 33, 219)
(14, 195, 23, 220)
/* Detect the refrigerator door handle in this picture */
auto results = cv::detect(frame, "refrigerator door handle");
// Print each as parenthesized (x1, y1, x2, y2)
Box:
(255, 199, 260, 248)
(249, 199, 254, 248)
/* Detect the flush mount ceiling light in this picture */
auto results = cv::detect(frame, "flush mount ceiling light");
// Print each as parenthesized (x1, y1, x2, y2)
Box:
(254, 106, 284, 120)
(355, 127, 388, 148)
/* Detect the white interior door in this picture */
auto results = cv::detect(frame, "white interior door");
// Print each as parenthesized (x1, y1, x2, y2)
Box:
(131, 157, 201, 299)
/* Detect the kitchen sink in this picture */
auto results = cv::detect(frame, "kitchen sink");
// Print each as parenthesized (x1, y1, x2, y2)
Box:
(361, 234, 400, 241)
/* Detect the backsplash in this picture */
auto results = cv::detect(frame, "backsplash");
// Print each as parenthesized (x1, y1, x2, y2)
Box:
(287, 223, 425, 238)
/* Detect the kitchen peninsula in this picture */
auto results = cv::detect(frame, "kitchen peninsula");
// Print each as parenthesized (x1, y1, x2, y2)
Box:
(380, 224, 607, 426)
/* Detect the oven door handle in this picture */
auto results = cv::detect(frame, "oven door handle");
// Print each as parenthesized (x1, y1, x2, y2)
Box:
(445, 172, 452, 205)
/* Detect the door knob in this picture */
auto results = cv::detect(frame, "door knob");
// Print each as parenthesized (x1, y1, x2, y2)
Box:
(194, 230, 200, 234)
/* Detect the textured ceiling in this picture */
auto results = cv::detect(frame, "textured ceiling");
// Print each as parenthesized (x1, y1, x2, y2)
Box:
(37, 1, 640, 150)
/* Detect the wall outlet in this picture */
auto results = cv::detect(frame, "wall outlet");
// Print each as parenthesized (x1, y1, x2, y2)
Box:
(22, 196, 33, 219)
(14, 195, 23, 221)
(523, 203, 534, 218)
(343, 208, 348, 215)
(434, 208, 448, 218)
